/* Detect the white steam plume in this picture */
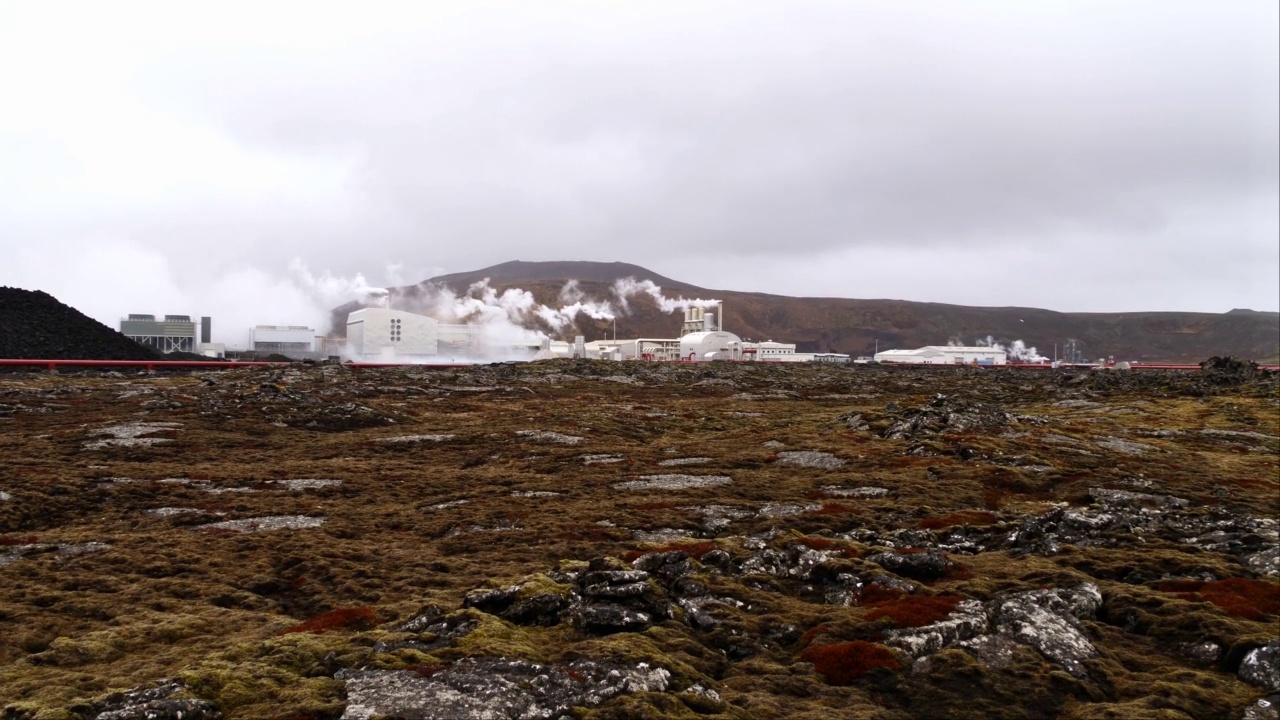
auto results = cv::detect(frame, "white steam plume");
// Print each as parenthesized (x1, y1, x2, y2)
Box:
(970, 335, 1049, 362)
(611, 277, 720, 313)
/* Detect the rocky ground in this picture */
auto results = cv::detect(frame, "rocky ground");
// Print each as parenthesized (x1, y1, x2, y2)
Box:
(0, 360, 1276, 719)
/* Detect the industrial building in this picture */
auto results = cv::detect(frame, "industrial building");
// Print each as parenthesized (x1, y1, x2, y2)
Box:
(248, 325, 326, 359)
(873, 346, 1007, 365)
(344, 302, 849, 363)
(120, 314, 209, 354)
(345, 308, 494, 360)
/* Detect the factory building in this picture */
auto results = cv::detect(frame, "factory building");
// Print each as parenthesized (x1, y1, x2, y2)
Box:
(344, 301, 849, 363)
(874, 346, 1007, 365)
(121, 314, 209, 354)
(249, 325, 325, 360)
(345, 308, 491, 360)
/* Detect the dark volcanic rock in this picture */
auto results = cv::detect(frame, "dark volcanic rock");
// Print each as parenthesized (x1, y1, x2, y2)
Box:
(1, 288, 161, 361)
(1241, 642, 1280, 692)
(1200, 356, 1261, 385)
(88, 679, 220, 720)
(866, 548, 953, 580)
(338, 656, 670, 720)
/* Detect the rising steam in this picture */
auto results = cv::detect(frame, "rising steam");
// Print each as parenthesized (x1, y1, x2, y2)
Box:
(961, 335, 1049, 362)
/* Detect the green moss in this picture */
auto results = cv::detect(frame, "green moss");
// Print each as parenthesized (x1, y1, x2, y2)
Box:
(447, 610, 575, 663)
(514, 573, 573, 600)
(33, 633, 126, 667)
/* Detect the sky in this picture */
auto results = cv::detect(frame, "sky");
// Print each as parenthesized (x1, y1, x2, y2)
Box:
(1, 1, 1277, 345)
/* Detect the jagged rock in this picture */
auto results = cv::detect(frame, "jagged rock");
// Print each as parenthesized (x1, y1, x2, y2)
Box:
(1245, 547, 1280, 577)
(671, 577, 707, 597)
(1240, 642, 1280, 692)
(956, 634, 1020, 669)
(573, 603, 652, 633)
(836, 411, 869, 431)
(1089, 487, 1188, 511)
(583, 581, 650, 599)
(700, 549, 732, 569)
(866, 548, 953, 580)
(89, 679, 220, 720)
(398, 605, 444, 633)
(879, 394, 1036, 441)
(775, 451, 846, 469)
(886, 600, 989, 657)
(502, 593, 568, 626)
(580, 569, 649, 586)
(462, 585, 520, 614)
(990, 585, 1101, 678)
(1200, 356, 1260, 385)
(1243, 695, 1280, 720)
(1180, 640, 1222, 667)
(632, 550, 695, 580)
(339, 657, 670, 720)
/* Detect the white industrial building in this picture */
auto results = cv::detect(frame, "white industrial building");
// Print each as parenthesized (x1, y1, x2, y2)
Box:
(873, 346, 1007, 365)
(346, 307, 530, 361)
(250, 325, 323, 357)
(344, 302, 849, 364)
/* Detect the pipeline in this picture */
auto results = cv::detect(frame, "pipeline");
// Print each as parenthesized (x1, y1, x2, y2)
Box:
(0, 359, 474, 371)
(0, 358, 1274, 372)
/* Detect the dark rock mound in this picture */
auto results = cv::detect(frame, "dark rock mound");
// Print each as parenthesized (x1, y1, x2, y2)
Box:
(0, 287, 159, 360)
(1200, 356, 1261, 385)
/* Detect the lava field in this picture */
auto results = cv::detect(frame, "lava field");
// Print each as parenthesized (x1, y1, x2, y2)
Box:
(0, 361, 1277, 719)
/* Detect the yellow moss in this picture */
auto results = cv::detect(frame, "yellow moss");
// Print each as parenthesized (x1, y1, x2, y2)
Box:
(35, 633, 126, 667)
(514, 573, 573, 600)
(448, 611, 575, 663)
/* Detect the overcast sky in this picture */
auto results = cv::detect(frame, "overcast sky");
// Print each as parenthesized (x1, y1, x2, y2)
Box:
(2, 1, 1277, 344)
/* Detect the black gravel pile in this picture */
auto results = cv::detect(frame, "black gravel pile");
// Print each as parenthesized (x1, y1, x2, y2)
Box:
(0, 287, 161, 360)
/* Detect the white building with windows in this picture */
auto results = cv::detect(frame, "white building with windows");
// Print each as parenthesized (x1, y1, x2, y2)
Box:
(874, 346, 1006, 365)
(346, 308, 441, 360)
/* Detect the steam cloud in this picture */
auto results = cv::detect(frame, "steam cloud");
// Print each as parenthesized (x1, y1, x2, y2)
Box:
(332, 273, 722, 361)
(610, 278, 720, 314)
(964, 335, 1049, 363)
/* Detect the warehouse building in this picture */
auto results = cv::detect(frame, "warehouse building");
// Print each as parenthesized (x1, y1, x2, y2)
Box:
(249, 325, 325, 360)
(873, 346, 1006, 365)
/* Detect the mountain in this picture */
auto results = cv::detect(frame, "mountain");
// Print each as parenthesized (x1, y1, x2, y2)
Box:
(329, 261, 1280, 363)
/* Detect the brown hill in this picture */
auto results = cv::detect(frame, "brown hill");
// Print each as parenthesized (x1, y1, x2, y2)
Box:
(330, 261, 1280, 363)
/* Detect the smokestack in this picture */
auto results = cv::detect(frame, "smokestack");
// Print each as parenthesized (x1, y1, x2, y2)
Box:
(200, 317, 211, 344)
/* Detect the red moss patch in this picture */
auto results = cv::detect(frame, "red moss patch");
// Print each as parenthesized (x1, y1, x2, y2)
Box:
(919, 511, 998, 530)
(860, 582, 908, 605)
(279, 607, 379, 635)
(0, 535, 39, 546)
(983, 488, 1007, 511)
(801, 641, 902, 685)
(796, 536, 836, 550)
(623, 541, 717, 562)
(864, 594, 962, 628)
(1157, 578, 1280, 620)
(800, 623, 830, 648)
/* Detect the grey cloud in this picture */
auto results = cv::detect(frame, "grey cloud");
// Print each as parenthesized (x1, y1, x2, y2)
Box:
(1, 0, 1276, 325)
(138, 1, 1277, 266)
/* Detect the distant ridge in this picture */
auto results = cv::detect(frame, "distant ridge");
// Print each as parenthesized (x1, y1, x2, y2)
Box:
(329, 261, 1280, 363)
(426, 260, 702, 293)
